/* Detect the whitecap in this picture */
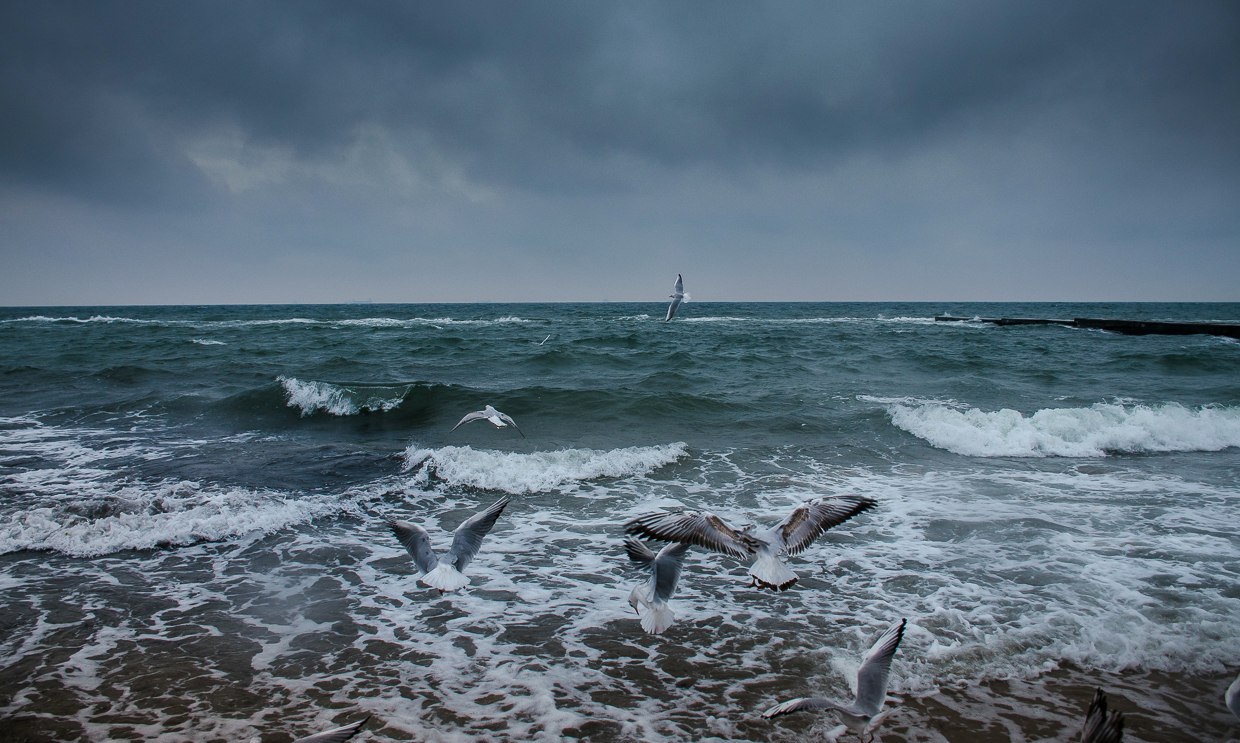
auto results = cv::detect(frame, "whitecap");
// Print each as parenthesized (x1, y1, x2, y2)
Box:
(0, 479, 354, 557)
(277, 376, 407, 417)
(401, 442, 688, 494)
(882, 400, 1240, 457)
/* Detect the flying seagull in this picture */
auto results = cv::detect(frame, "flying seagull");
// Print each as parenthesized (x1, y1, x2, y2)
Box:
(665, 274, 685, 321)
(451, 404, 525, 437)
(624, 537, 691, 634)
(1080, 688, 1124, 743)
(624, 495, 876, 590)
(762, 618, 907, 742)
(387, 496, 511, 592)
(291, 716, 369, 743)
(1228, 673, 1240, 721)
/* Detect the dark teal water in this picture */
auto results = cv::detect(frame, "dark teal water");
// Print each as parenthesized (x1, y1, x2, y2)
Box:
(1, 303, 1238, 741)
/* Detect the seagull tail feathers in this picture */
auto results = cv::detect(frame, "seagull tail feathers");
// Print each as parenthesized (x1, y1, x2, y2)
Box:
(420, 564, 470, 592)
(640, 601, 676, 634)
(748, 553, 798, 591)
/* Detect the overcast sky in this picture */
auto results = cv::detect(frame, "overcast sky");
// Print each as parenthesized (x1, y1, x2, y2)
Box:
(2, 1, 1238, 305)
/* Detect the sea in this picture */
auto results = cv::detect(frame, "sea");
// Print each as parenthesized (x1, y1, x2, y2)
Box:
(0, 302, 1237, 743)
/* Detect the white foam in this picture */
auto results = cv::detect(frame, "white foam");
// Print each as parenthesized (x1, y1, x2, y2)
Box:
(278, 376, 407, 416)
(402, 442, 688, 494)
(0, 478, 353, 557)
(881, 400, 1240, 457)
(191, 338, 227, 346)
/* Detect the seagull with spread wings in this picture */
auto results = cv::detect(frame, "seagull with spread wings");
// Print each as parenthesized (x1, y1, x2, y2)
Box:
(624, 537, 692, 635)
(665, 274, 686, 321)
(451, 404, 525, 437)
(624, 495, 876, 590)
(762, 618, 907, 742)
(387, 496, 511, 593)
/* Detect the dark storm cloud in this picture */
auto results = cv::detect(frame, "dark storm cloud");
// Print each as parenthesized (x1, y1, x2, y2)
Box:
(1, 1, 1238, 304)
(4, 0, 1237, 202)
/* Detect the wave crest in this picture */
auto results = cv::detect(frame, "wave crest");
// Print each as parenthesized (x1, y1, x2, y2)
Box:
(884, 400, 1240, 457)
(278, 376, 409, 416)
(0, 481, 351, 558)
(402, 442, 688, 493)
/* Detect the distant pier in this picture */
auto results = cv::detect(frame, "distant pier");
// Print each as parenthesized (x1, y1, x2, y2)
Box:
(934, 315, 1240, 340)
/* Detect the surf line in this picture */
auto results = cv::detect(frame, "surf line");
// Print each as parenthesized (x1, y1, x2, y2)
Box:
(934, 315, 1240, 340)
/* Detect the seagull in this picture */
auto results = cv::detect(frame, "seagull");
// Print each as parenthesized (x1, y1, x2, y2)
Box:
(387, 496, 511, 592)
(451, 404, 525, 437)
(762, 618, 907, 742)
(1228, 673, 1240, 721)
(1080, 688, 1124, 743)
(291, 716, 369, 743)
(665, 274, 685, 321)
(624, 495, 876, 591)
(624, 537, 691, 634)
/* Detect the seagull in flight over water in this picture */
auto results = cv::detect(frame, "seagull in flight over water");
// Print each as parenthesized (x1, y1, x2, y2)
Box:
(625, 495, 876, 590)
(387, 496, 511, 592)
(624, 537, 691, 634)
(665, 274, 685, 321)
(451, 404, 525, 437)
(1080, 688, 1124, 743)
(762, 618, 907, 742)
(290, 716, 369, 743)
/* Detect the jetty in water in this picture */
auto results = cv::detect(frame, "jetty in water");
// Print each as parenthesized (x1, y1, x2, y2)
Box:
(934, 315, 1240, 340)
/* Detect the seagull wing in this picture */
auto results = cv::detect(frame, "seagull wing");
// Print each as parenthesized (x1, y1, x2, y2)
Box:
(761, 697, 837, 719)
(447, 496, 511, 572)
(495, 410, 526, 438)
(625, 511, 756, 558)
(1081, 689, 1124, 743)
(291, 717, 369, 743)
(665, 297, 682, 321)
(652, 541, 691, 603)
(674, 274, 684, 295)
(451, 410, 488, 432)
(624, 537, 658, 569)
(387, 519, 439, 574)
(853, 618, 907, 717)
(776, 495, 877, 556)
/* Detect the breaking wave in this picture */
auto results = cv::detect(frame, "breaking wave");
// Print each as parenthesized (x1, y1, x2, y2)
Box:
(401, 442, 689, 494)
(878, 399, 1240, 457)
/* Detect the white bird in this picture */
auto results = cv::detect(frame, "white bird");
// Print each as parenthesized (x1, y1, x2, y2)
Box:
(1080, 688, 1124, 743)
(665, 274, 685, 321)
(387, 496, 511, 592)
(291, 716, 369, 743)
(451, 404, 525, 437)
(624, 495, 876, 591)
(624, 537, 691, 634)
(762, 618, 907, 742)
(1228, 673, 1240, 721)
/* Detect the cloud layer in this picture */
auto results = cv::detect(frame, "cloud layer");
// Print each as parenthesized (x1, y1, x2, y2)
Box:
(2, 1, 1238, 304)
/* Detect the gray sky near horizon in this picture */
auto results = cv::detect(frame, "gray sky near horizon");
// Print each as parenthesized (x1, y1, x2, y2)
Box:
(2, 1, 1238, 306)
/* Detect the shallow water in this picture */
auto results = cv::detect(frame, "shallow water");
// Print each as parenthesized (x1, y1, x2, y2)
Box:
(1, 302, 1238, 741)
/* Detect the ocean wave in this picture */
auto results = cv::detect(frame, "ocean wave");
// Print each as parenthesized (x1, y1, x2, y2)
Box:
(3, 314, 535, 330)
(0, 480, 353, 557)
(278, 376, 412, 416)
(881, 400, 1240, 457)
(401, 442, 688, 494)
(4, 314, 165, 324)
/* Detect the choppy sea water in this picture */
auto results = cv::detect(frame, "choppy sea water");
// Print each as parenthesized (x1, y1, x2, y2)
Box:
(0, 302, 1238, 742)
